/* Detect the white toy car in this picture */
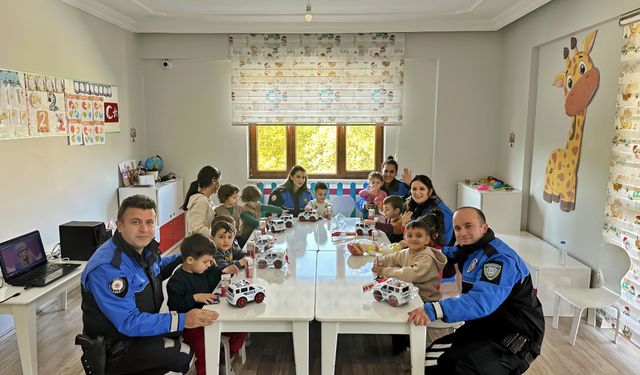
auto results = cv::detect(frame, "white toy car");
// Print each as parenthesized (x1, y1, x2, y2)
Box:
(298, 209, 321, 222)
(268, 217, 287, 233)
(281, 214, 294, 228)
(226, 279, 266, 308)
(371, 278, 412, 307)
(255, 234, 275, 253)
(256, 250, 287, 269)
(355, 221, 375, 236)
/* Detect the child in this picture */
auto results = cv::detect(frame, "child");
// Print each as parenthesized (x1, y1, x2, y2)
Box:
(357, 171, 387, 217)
(212, 215, 243, 254)
(239, 185, 284, 241)
(211, 220, 247, 274)
(364, 195, 404, 243)
(167, 233, 246, 375)
(214, 184, 242, 226)
(371, 218, 447, 303)
(305, 182, 332, 217)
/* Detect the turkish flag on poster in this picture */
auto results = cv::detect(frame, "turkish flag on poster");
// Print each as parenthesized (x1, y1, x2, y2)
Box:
(104, 102, 119, 123)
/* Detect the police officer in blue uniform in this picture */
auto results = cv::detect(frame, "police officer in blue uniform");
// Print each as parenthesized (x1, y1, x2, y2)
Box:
(79, 195, 218, 374)
(269, 165, 313, 216)
(408, 207, 544, 374)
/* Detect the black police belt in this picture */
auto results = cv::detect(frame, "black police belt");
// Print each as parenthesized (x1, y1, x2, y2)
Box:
(501, 332, 535, 364)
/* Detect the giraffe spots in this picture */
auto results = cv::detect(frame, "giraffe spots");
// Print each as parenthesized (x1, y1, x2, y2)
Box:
(566, 180, 571, 189)
(552, 153, 557, 163)
(572, 146, 579, 155)
(558, 173, 565, 181)
(575, 133, 580, 141)
(557, 162, 562, 170)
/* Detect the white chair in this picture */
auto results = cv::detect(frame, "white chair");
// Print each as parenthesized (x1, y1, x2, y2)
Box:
(330, 195, 356, 217)
(220, 335, 246, 375)
(552, 286, 620, 345)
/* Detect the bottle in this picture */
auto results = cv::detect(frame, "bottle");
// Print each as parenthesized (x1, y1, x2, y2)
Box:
(259, 219, 267, 235)
(326, 205, 333, 219)
(559, 241, 568, 266)
(245, 258, 254, 278)
(247, 240, 256, 258)
(368, 208, 375, 220)
(220, 274, 231, 297)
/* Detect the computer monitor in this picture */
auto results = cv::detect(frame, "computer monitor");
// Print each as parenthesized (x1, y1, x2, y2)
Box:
(0, 230, 46, 279)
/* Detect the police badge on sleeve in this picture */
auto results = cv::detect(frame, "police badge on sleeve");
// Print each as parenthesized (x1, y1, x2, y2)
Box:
(480, 262, 503, 284)
(109, 277, 128, 298)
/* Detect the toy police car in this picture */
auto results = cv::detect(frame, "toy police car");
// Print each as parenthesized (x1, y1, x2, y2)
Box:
(268, 218, 286, 233)
(281, 214, 294, 228)
(256, 250, 287, 269)
(255, 234, 275, 253)
(355, 221, 375, 236)
(371, 278, 412, 307)
(226, 279, 266, 308)
(298, 209, 321, 222)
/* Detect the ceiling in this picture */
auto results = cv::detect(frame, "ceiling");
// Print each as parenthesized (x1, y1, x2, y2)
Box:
(60, 0, 553, 33)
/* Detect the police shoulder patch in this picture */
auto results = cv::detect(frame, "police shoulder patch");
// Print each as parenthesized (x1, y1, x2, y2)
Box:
(480, 262, 503, 284)
(270, 194, 277, 202)
(109, 277, 128, 297)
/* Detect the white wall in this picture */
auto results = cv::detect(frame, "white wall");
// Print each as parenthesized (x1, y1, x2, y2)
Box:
(0, 0, 146, 249)
(498, 0, 639, 288)
(140, 32, 504, 208)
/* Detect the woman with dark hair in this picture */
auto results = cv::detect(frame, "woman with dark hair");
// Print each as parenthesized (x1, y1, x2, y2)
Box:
(182, 166, 221, 237)
(402, 175, 454, 246)
(380, 156, 410, 198)
(269, 165, 314, 216)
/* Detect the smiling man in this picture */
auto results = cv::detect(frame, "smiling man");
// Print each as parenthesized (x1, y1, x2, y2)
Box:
(407, 206, 544, 374)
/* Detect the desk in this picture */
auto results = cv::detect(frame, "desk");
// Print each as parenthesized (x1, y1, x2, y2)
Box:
(0, 262, 84, 375)
(315, 251, 426, 375)
(204, 251, 316, 375)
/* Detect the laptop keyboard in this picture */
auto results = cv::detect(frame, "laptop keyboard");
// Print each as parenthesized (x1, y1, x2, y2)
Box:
(12, 263, 76, 285)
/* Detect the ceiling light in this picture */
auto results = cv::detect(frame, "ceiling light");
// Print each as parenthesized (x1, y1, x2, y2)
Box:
(304, 2, 312, 22)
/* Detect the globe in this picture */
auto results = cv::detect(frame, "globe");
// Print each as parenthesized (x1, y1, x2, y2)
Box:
(144, 155, 164, 172)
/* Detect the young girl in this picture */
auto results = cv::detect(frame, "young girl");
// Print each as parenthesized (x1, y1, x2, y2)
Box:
(239, 185, 284, 241)
(211, 220, 247, 274)
(214, 183, 242, 225)
(357, 171, 387, 217)
(269, 165, 314, 216)
(182, 166, 221, 237)
(402, 175, 453, 246)
(380, 156, 410, 198)
(166, 234, 246, 375)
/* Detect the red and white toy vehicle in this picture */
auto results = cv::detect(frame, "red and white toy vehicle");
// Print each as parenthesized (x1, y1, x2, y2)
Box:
(298, 209, 321, 222)
(255, 234, 275, 253)
(268, 217, 286, 233)
(226, 279, 266, 308)
(256, 250, 287, 269)
(371, 278, 412, 307)
(280, 214, 294, 228)
(355, 221, 375, 236)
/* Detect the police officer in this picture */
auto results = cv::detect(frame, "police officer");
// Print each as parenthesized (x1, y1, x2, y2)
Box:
(407, 207, 544, 374)
(269, 165, 313, 216)
(80, 195, 218, 374)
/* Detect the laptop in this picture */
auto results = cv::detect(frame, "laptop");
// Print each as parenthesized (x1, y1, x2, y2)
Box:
(0, 230, 80, 287)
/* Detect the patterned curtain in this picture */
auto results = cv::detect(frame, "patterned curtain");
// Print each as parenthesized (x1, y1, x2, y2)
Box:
(229, 33, 404, 125)
(602, 20, 640, 346)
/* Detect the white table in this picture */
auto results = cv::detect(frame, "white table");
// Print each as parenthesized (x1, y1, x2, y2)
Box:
(315, 217, 390, 251)
(204, 250, 317, 375)
(0, 262, 84, 375)
(315, 250, 427, 375)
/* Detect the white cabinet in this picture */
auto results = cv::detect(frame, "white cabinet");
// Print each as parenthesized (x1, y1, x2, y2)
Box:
(457, 182, 522, 234)
(118, 178, 185, 253)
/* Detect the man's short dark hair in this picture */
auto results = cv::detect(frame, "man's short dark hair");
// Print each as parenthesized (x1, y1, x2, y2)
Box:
(456, 206, 486, 224)
(314, 182, 328, 192)
(117, 195, 157, 221)
(383, 195, 404, 211)
(217, 184, 240, 203)
(211, 220, 236, 237)
(180, 233, 216, 259)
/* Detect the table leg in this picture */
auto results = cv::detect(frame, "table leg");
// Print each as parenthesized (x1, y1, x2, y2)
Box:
(321, 322, 338, 375)
(204, 322, 222, 375)
(292, 321, 309, 375)
(410, 324, 427, 375)
(56, 290, 68, 310)
(13, 303, 38, 375)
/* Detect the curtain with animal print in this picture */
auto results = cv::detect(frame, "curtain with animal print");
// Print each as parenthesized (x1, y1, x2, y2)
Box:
(602, 20, 640, 346)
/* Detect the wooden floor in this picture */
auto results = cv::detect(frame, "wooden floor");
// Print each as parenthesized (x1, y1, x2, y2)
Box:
(0, 286, 638, 374)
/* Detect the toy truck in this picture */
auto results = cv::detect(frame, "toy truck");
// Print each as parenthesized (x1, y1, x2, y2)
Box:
(371, 278, 412, 307)
(256, 250, 287, 269)
(355, 221, 375, 236)
(298, 209, 320, 222)
(268, 217, 287, 233)
(281, 213, 294, 228)
(226, 279, 266, 308)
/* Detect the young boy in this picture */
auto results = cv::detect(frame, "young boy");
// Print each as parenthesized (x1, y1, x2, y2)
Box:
(364, 195, 404, 243)
(305, 182, 332, 217)
(166, 233, 246, 375)
(238, 185, 284, 241)
(214, 184, 242, 226)
(211, 220, 247, 274)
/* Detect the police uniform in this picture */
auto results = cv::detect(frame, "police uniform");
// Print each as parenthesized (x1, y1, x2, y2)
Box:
(81, 231, 193, 374)
(269, 184, 313, 216)
(382, 178, 410, 198)
(406, 198, 454, 246)
(423, 229, 544, 374)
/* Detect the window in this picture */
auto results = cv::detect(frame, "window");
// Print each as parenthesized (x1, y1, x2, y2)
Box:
(249, 125, 383, 179)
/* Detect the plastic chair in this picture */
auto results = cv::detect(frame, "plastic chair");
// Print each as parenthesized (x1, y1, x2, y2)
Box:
(221, 335, 246, 375)
(552, 286, 620, 345)
(330, 195, 356, 217)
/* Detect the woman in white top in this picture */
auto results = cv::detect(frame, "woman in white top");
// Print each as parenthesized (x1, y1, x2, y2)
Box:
(182, 166, 221, 237)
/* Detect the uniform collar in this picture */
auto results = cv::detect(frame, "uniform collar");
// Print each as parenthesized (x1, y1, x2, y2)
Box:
(453, 229, 495, 268)
(111, 231, 160, 268)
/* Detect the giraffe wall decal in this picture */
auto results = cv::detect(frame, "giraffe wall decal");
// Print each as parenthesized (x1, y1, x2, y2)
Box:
(543, 30, 600, 212)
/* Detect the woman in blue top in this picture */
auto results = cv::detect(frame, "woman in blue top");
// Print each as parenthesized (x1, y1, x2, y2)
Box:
(269, 165, 314, 216)
(380, 156, 410, 198)
(402, 175, 454, 246)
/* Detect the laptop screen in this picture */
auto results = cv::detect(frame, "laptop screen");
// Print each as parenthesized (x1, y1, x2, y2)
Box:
(0, 230, 47, 279)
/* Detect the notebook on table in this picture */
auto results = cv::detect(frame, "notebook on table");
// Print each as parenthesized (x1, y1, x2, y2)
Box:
(0, 230, 80, 287)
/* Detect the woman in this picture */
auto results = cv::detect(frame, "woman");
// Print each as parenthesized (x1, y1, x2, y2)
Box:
(380, 156, 410, 198)
(403, 175, 454, 246)
(182, 166, 221, 237)
(269, 165, 313, 216)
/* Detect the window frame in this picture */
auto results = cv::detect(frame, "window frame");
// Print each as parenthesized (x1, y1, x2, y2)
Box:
(249, 125, 383, 180)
